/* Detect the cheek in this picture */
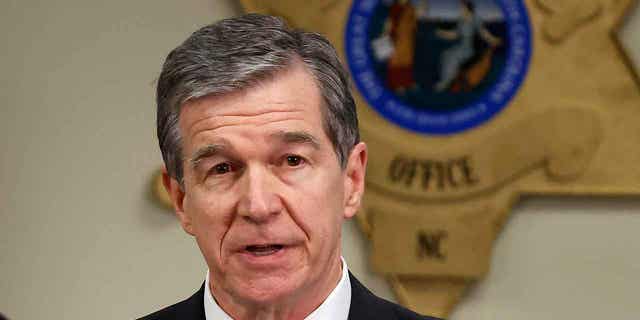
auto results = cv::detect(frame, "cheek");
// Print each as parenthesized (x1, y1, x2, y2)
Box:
(289, 172, 345, 238)
(186, 190, 236, 258)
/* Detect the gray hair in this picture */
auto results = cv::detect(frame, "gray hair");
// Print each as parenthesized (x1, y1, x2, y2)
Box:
(157, 14, 359, 185)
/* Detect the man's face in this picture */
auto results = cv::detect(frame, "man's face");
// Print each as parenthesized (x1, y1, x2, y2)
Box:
(164, 63, 366, 305)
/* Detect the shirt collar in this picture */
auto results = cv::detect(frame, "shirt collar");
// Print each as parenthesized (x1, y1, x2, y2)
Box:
(204, 258, 351, 320)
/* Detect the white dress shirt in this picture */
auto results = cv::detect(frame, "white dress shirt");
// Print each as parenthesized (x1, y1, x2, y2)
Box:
(204, 258, 352, 320)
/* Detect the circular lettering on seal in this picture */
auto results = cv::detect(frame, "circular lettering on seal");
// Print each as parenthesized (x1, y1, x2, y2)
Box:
(345, 0, 532, 134)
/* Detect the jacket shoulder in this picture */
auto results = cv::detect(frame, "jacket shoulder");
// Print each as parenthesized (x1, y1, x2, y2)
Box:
(391, 302, 442, 320)
(348, 273, 443, 320)
(137, 284, 205, 320)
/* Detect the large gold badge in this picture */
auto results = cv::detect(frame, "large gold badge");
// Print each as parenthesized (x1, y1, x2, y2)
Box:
(150, 0, 639, 317)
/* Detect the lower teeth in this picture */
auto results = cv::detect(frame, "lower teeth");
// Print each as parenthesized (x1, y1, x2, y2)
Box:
(253, 249, 276, 256)
(247, 246, 282, 256)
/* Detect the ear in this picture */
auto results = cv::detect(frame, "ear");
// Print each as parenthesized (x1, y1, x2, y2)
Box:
(343, 142, 368, 219)
(162, 167, 195, 236)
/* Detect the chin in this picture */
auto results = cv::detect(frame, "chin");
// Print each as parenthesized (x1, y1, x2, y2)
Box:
(234, 274, 304, 304)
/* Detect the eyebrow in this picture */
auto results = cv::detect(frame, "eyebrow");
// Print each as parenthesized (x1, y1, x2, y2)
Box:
(189, 143, 228, 169)
(270, 131, 321, 150)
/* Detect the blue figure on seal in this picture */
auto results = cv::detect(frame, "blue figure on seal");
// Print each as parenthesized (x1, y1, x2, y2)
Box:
(434, 0, 503, 92)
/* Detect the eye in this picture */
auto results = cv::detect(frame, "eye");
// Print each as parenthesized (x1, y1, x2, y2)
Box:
(285, 155, 305, 167)
(212, 162, 233, 175)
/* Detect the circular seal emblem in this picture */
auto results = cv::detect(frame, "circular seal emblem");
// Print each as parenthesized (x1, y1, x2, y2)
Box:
(345, 0, 532, 134)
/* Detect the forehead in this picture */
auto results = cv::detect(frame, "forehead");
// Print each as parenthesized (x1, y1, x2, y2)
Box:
(178, 63, 327, 149)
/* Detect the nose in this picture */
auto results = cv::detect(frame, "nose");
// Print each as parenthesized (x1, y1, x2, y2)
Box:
(237, 165, 283, 224)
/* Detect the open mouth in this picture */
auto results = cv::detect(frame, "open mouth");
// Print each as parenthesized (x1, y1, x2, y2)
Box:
(245, 244, 284, 256)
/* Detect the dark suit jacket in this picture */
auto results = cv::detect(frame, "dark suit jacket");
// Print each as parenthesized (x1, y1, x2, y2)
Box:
(139, 272, 443, 320)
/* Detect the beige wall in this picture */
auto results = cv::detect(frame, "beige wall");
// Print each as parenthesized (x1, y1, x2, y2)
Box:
(0, 1, 638, 319)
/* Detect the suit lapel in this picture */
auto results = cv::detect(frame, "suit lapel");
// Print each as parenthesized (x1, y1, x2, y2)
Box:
(347, 272, 397, 320)
(179, 283, 206, 319)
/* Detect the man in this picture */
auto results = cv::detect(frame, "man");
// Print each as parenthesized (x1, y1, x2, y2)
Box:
(141, 14, 442, 320)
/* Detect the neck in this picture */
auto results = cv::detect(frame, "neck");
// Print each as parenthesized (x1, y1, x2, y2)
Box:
(212, 256, 344, 320)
